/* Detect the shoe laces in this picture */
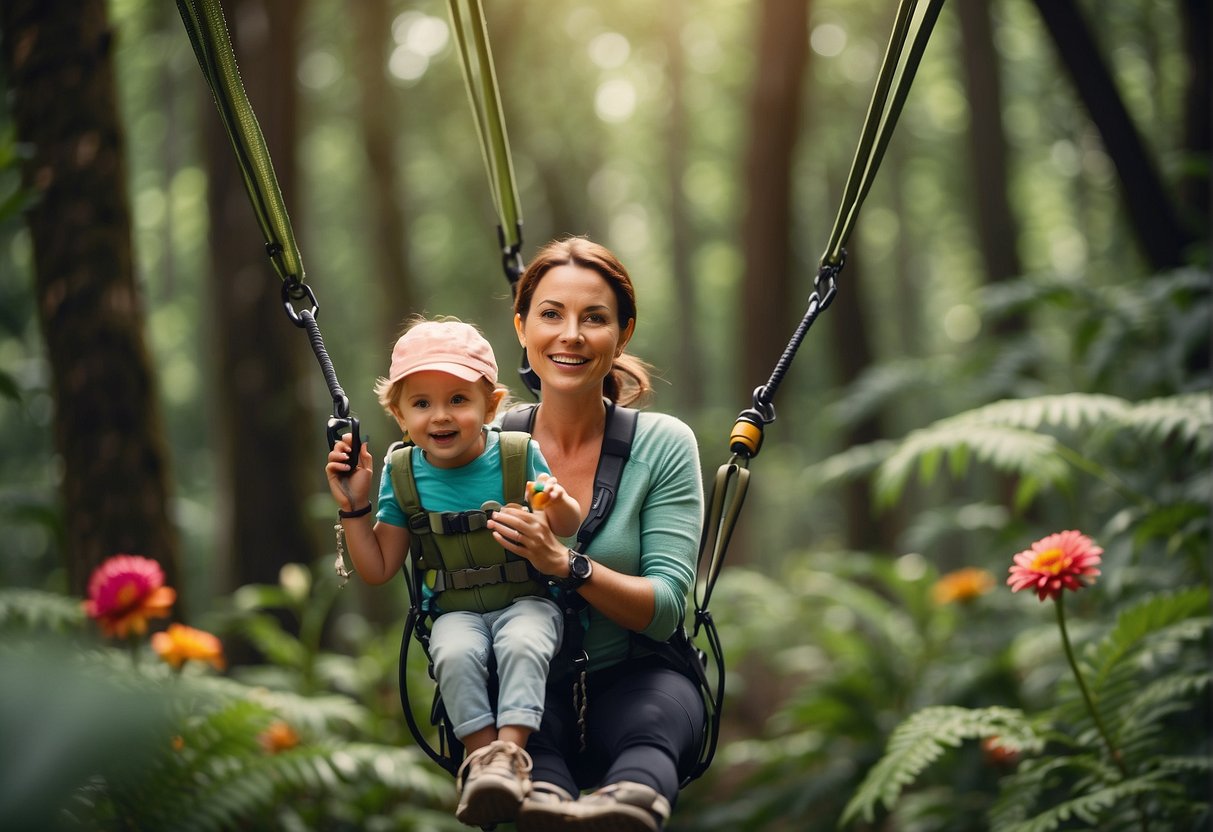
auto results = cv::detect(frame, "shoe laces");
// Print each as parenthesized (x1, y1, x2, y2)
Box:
(476, 740, 533, 778)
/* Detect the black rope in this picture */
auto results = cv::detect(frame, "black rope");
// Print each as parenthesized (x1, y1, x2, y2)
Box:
(752, 254, 844, 418)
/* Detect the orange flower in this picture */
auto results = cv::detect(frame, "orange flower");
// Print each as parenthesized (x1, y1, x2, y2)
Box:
(82, 554, 176, 638)
(258, 720, 301, 754)
(152, 623, 226, 671)
(1007, 530, 1102, 601)
(932, 567, 995, 605)
(981, 736, 1020, 768)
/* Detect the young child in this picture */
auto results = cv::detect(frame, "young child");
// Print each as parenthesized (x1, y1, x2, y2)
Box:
(325, 317, 580, 828)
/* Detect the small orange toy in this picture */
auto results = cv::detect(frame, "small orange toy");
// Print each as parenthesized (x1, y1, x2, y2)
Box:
(530, 481, 550, 510)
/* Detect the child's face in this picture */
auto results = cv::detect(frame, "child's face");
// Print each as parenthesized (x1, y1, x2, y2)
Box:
(391, 371, 504, 469)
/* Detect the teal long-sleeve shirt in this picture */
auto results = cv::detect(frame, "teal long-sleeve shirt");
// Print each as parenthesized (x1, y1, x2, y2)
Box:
(579, 410, 704, 672)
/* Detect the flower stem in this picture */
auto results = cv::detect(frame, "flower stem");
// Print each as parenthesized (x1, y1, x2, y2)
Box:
(1054, 594, 1149, 832)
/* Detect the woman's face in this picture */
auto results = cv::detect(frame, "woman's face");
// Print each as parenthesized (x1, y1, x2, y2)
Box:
(514, 264, 635, 397)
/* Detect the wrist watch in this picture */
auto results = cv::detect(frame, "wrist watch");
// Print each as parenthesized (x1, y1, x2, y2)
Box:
(555, 548, 593, 591)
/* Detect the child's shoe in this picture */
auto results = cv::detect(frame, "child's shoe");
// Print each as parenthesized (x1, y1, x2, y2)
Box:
(454, 740, 532, 827)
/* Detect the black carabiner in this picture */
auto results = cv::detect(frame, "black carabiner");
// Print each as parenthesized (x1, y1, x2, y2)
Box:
(327, 413, 362, 478)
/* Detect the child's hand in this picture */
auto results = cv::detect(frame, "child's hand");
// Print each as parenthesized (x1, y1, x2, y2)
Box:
(326, 433, 373, 513)
(527, 474, 565, 511)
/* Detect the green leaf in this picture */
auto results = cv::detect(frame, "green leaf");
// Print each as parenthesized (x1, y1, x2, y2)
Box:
(841, 706, 1042, 825)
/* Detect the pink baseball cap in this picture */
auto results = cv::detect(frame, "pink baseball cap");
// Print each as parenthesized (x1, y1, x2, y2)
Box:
(387, 320, 498, 385)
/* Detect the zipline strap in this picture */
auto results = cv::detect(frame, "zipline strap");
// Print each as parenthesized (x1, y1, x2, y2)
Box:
(729, 0, 943, 459)
(446, 0, 539, 396)
(447, 0, 525, 287)
(821, 0, 945, 267)
(176, 0, 304, 285)
(177, 0, 361, 467)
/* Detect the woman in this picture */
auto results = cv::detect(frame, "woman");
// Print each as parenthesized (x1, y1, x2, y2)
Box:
(486, 237, 705, 831)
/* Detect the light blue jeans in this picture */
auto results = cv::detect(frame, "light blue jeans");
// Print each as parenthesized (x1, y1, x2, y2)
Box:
(429, 595, 563, 739)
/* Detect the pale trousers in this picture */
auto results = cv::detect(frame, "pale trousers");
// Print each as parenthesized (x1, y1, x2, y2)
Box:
(429, 595, 563, 738)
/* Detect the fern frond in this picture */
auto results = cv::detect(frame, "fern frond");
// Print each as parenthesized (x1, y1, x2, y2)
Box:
(1081, 588, 1211, 697)
(1124, 394, 1212, 454)
(875, 424, 1066, 506)
(1000, 773, 1177, 832)
(987, 756, 1088, 831)
(841, 706, 1041, 825)
(959, 394, 1132, 432)
(0, 589, 85, 632)
(805, 440, 896, 491)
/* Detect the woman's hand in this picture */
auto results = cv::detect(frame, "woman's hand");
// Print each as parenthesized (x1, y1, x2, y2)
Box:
(488, 504, 568, 577)
(325, 433, 373, 513)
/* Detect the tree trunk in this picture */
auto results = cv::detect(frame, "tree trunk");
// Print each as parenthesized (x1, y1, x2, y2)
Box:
(1179, 0, 1210, 229)
(664, 0, 705, 410)
(1030, 0, 1194, 270)
(203, 0, 318, 592)
(958, 0, 1024, 317)
(349, 0, 416, 341)
(1, 0, 182, 595)
(740, 0, 810, 405)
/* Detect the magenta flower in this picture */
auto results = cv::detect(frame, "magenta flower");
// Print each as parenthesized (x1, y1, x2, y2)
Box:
(82, 554, 176, 639)
(1007, 530, 1103, 601)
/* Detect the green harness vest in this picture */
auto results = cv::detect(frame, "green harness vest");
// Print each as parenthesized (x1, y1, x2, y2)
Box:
(388, 431, 547, 614)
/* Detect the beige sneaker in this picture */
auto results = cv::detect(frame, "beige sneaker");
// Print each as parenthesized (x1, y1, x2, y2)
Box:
(514, 781, 579, 831)
(454, 740, 533, 827)
(573, 781, 671, 832)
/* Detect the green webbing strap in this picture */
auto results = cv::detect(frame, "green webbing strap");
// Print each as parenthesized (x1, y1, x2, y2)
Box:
(730, 0, 945, 461)
(176, 0, 304, 285)
(177, 0, 361, 461)
(447, 0, 525, 284)
(821, 0, 946, 268)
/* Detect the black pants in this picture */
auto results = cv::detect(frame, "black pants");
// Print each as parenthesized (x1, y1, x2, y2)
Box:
(527, 655, 705, 808)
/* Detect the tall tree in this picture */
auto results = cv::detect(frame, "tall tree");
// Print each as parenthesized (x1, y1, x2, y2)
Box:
(1030, 0, 1195, 270)
(1, 0, 182, 594)
(1179, 0, 1210, 230)
(202, 0, 318, 592)
(663, 0, 705, 410)
(958, 0, 1024, 306)
(740, 0, 810, 405)
(349, 0, 416, 343)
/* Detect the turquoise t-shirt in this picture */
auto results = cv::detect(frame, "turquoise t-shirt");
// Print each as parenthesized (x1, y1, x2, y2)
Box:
(376, 429, 551, 525)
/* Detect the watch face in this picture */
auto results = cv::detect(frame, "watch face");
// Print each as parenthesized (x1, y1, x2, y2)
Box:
(571, 554, 592, 580)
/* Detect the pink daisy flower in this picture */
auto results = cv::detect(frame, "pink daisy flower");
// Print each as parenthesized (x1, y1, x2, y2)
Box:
(1007, 530, 1103, 601)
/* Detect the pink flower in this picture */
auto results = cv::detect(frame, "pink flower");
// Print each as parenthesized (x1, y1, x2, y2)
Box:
(1007, 530, 1103, 601)
(82, 554, 176, 638)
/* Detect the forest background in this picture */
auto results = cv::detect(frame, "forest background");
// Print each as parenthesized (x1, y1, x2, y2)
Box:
(0, 0, 1209, 830)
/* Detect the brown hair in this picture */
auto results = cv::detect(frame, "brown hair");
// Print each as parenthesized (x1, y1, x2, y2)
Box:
(514, 237, 652, 406)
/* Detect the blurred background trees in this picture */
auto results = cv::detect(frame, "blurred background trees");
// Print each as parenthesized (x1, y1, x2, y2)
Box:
(0, 0, 1207, 829)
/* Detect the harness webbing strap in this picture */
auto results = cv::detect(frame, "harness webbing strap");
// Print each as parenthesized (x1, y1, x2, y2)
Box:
(445, 0, 542, 397)
(432, 559, 531, 592)
(447, 0, 524, 284)
(729, 0, 943, 460)
(176, 0, 361, 458)
(822, 0, 945, 268)
(176, 0, 303, 284)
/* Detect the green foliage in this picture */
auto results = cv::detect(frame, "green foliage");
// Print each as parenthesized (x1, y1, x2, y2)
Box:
(0, 588, 84, 631)
(842, 706, 1043, 825)
(871, 392, 1209, 510)
(0, 580, 455, 832)
(845, 589, 1211, 831)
